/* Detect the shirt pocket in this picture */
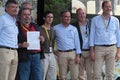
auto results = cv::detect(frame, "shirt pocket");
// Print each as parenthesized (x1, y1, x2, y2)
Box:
(108, 21, 116, 31)
(66, 30, 74, 38)
(3, 24, 18, 34)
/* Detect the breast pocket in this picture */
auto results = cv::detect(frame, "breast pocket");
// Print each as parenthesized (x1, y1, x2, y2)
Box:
(108, 21, 116, 33)
(4, 24, 18, 34)
(67, 30, 74, 38)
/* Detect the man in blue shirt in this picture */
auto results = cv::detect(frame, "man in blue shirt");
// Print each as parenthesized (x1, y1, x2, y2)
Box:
(53, 10, 81, 80)
(0, 0, 18, 80)
(90, 0, 120, 80)
(72, 8, 93, 80)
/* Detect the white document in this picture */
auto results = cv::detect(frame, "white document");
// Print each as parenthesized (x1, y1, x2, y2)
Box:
(27, 31, 40, 50)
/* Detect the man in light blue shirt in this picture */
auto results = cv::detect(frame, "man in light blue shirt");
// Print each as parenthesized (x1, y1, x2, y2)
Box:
(90, 1, 120, 80)
(72, 8, 93, 80)
(53, 10, 81, 80)
(0, 0, 18, 80)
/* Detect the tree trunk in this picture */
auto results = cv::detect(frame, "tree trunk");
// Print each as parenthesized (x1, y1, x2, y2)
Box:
(37, 0, 44, 26)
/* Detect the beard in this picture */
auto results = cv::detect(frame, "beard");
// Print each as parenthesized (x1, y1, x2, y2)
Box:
(21, 19, 31, 25)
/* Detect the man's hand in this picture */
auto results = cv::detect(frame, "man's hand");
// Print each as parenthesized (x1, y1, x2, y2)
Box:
(22, 42, 29, 48)
(54, 50, 59, 56)
(90, 47, 95, 61)
(75, 54, 80, 64)
(40, 35, 45, 43)
(115, 48, 120, 61)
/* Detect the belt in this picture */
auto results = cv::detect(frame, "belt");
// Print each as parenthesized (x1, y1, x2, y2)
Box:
(45, 52, 53, 54)
(29, 52, 40, 55)
(0, 46, 17, 50)
(82, 49, 90, 51)
(58, 48, 76, 52)
(95, 44, 115, 47)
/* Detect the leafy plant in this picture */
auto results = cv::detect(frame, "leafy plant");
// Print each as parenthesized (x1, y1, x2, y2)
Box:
(44, 0, 71, 25)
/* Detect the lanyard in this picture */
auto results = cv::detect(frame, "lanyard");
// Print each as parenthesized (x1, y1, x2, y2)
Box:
(21, 23, 29, 32)
(43, 25, 50, 40)
(79, 21, 88, 37)
(43, 25, 53, 46)
(102, 15, 111, 32)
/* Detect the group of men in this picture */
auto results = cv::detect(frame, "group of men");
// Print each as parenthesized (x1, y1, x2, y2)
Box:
(0, 0, 120, 80)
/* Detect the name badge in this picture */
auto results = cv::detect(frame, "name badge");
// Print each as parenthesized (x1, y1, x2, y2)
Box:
(49, 47, 52, 52)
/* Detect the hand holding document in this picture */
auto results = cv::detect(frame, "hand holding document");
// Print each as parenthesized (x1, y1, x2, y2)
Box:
(27, 31, 40, 50)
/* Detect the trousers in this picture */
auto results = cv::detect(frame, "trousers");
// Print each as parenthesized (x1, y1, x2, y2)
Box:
(0, 48, 18, 80)
(79, 51, 93, 80)
(57, 51, 79, 80)
(94, 45, 116, 80)
(41, 53, 57, 80)
(16, 53, 42, 80)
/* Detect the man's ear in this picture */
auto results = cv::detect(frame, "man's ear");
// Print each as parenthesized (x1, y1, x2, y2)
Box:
(43, 17, 45, 20)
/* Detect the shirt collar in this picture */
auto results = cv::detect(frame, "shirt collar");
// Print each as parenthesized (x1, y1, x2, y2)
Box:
(5, 13, 16, 22)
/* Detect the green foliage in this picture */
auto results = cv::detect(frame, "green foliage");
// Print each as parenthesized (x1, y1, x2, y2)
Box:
(44, 0, 71, 25)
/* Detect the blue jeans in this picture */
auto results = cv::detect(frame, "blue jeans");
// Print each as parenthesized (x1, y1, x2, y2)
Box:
(16, 53, 42, 80)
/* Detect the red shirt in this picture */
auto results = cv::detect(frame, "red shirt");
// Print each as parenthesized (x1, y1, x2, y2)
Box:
(21, 23, 41, 53)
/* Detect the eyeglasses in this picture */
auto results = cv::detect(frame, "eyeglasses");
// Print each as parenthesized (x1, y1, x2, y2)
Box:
(46, 16, 54, 18)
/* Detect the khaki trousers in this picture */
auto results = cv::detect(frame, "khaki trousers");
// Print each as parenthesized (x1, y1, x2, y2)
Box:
(94, 45, 116, 80)
(57, 51, 79, 80)
(79, 51, 93, 80)
(0, 48, 18, 80)
(41, 53, 57, 80)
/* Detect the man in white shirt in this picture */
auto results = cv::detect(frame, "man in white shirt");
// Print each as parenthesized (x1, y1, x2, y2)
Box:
(0, 0, 19, 80)
(90, 0, 120, 80)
